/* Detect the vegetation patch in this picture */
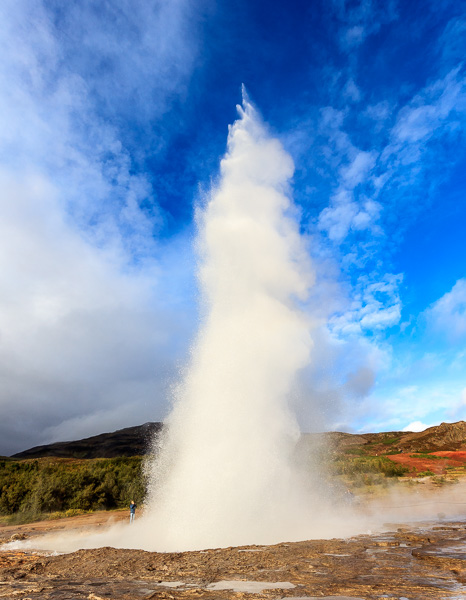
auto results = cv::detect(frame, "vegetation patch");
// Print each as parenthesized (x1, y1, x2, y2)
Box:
(342, 448, 367, 456)
(0, 457, 146, 521)
(381, 437, 401, 446)
(409, 453, 443, 460)
(330, 455, 409, 479)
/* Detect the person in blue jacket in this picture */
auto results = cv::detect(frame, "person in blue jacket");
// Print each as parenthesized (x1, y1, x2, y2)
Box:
(129, 500, 136, 523)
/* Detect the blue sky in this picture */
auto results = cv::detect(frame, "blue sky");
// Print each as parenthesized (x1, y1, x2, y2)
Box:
(0, 0, 465, 454)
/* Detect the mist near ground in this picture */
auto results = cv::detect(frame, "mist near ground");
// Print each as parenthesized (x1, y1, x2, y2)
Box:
(7, 480, 466, 554)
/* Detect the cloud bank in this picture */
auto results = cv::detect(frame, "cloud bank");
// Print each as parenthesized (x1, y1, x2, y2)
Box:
(0, 0, 199, 454)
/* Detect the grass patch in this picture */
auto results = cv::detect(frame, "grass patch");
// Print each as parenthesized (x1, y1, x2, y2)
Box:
(330, 455, 409, 478)
(410, 453, 443, 460)
(47, 508, 91, 520)
(342, 447, 367, 455)
(381, 437, 401, 446)
(2, 507, 125, 526)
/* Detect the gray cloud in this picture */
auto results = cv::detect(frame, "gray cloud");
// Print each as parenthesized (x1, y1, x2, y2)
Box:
(0, 169, 198, 455)
(0, 1, 199, 455)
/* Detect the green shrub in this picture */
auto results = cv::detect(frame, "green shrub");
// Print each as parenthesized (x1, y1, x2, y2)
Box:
(0, 457, 147, 519)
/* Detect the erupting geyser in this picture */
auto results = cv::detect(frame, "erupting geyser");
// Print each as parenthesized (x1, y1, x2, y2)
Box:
(144, 94, 316, 550)
(6, 98, 464, 558)
(10, 96, 328, 555)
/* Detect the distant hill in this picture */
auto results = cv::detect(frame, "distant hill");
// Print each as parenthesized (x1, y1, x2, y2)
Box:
(12, 422, 162, 459)
(11, 420, 465, 460)
(323, 420, 466, 454)
(379, 421, 466, 452)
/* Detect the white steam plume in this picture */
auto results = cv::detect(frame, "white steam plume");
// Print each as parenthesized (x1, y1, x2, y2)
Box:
(143, 96, 316, 550)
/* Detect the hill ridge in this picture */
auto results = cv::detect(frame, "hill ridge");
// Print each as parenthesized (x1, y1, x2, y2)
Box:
(12, 422, 162, 459)
(11, 420, 465, 459)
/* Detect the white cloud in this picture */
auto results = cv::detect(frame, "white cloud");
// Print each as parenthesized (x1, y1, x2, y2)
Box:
(0, 0, 201, 253)
(343, 25, 366, 47)
(424, 278, 466, 341)
(448, 388, 466, 421)
(317, 65, 466, 249)
(318, 200, 358, 242)
(382, 67, 466, 170)
(402, 421, 429, 432)
(343, 78, 361, 102)
(315, 99, 386, 247)
(352, 374, 466, 434)
(364, 101, 392, 124)
(291, 250, 399, 433)
(438, 16, 466, 63)
(294, 322, 385, 433)
(328, 273, 403, 336)
(340, 150, 378, 188)
(317, 147, 381, 242)
(331, 0, 398, 49)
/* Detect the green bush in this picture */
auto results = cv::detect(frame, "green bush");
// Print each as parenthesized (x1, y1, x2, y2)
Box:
(0, 457, 147, 519)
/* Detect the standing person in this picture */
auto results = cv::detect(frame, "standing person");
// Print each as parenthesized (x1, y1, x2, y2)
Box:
(129, 500, 136, 523)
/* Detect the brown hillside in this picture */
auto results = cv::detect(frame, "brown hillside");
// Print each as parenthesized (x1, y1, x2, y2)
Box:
(397, 421, 466, 452)
(327, 420, 466, 454)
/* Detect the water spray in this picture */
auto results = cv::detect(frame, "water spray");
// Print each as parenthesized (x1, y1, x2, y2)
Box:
(143, 94, 316, 550)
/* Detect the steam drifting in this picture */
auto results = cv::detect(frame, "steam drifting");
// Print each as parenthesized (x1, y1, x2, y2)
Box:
(143, 95, 316, 549)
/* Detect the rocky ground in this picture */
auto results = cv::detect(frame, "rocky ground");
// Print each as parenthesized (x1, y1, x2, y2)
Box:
(0, 510, 465, 600)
